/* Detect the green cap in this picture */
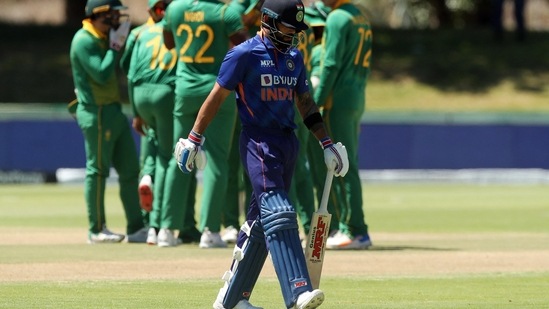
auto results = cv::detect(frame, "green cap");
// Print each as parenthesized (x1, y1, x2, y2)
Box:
(85, 0, 127, 16)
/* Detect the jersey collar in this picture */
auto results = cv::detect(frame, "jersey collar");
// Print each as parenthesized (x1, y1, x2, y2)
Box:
(258, 31, 277, 50)
(82, 18, 107, 40)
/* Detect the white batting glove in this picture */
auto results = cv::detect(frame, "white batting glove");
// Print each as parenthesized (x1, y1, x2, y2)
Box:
(109, 20, 131, 51)
(321, 138, 349, 177)
(174, 131, 206, 173)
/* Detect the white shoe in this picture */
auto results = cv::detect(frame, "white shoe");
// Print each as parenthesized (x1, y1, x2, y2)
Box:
(146, 227, 157, 245)
(88, 225, 125, 244)
(127, 227, 148, 243)
(221, 225, 239, 243)
(326, 230, 372, 250)
(199, 228, 227, 248)
(294, 290, 324, 309)
(138, 175, 153, 212)
(157, 228, 181, 247)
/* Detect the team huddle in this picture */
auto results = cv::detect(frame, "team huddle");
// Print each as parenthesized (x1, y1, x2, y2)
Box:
(70, 0, 371, 308)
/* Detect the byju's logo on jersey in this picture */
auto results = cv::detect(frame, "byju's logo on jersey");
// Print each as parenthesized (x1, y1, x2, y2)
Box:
(261, 74, 273, 86)
(260, 74, 296, 102)
(261, 74, 298, 87)
(260, 59, 275, 67)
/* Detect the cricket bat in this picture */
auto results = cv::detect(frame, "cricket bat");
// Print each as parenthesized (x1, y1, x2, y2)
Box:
(304, 169, 334, 289)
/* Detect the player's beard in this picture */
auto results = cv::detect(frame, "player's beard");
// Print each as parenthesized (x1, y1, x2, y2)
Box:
(265, 28, 303, 53)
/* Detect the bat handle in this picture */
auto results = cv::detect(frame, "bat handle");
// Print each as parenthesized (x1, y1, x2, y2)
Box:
(318, 169, 334, 213)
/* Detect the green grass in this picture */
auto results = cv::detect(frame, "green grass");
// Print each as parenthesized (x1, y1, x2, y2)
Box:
(1, 183, 548, 308)
(2, 274, 548, 309)
(365, 184, 549, 232)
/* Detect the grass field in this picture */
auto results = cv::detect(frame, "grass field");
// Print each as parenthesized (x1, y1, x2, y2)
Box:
(1, 183, 548, 308)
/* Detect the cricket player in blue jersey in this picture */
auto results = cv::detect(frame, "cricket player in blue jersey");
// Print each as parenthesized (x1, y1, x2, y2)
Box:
(173, 0, 348, 308)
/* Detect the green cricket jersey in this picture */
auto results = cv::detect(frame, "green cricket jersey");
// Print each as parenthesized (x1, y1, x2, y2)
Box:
(121, 17, 177, 88)
(70, 19, 121, 106)
(163, 0, 244, 97)
(69, 19, 145, 236)
(314, 0, 372, 109)
(229, 0, 261, 36)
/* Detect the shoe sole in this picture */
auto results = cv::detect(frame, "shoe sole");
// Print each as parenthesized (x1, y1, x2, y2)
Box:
(298, 290, 324, 309)
(138, 185, 153, 212)
(221, 236, 237, 243)
(158, 241, 176, 247)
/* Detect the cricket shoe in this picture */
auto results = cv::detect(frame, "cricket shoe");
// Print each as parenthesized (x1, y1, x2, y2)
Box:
(199, 228, 227, 248)
(126, 227, 148, 243)
(138, 175, 153, 212)
(221, 225, 239, 243)
(146, 227, 158, 245)
(88, 225, 125, 244)
(157, 228, 181, 247)
(294, 289, 324, 309)
(326, 231, 372, 250)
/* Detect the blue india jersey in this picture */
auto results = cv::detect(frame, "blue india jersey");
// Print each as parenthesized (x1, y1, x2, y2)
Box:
(217, 34, 309, 130)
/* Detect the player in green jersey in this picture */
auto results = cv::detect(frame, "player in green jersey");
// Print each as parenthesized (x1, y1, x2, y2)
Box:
(314, 0, 372, 250)
(120, 0, 179, 246)
(162, 0, 249, 248)
(70, 0, 148, 244)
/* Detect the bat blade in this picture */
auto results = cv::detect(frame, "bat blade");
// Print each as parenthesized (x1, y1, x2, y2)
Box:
(304, 169, 334, 289)
(305, 211, 332, 289)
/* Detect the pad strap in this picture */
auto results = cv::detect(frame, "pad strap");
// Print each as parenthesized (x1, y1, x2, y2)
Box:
(222, 220, 268, 308)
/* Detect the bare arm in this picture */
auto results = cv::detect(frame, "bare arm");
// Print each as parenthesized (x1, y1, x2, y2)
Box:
(295, 91, 329, 141)
(191, 82, 232, 135)
(229, 29, 249, 47)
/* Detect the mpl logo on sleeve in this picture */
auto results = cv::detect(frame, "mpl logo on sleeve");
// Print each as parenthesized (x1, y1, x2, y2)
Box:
(260, 59, 275, 67)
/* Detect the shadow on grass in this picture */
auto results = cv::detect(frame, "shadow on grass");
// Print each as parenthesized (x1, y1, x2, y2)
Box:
(368, 245, 457, 251)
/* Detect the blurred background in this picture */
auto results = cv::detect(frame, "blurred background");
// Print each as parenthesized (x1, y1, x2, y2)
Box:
(1, 0, 548, 183)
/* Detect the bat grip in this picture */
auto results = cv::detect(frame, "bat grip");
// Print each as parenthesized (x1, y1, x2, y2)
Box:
(318, 169, 334, 213)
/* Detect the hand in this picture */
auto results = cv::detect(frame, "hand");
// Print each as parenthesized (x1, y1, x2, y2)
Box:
(132, 117, 147, 136)
(109, 21, 131, 51)
(322, 139, 349, 177)
(173, 131, 206, 173)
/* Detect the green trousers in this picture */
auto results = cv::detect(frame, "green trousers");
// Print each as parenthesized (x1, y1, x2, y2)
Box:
(322, 99, 369, 237)
(76, 103, 145, 235)
(132, 83, 175, 230)
(162, 93, 236, 233)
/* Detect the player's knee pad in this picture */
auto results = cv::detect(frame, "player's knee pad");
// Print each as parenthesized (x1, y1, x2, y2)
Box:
(220, 220, 268, 309)
(260, 190, 312, 308)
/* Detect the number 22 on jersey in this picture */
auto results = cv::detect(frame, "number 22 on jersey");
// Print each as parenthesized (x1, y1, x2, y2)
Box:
(176, 24, 215, 64)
